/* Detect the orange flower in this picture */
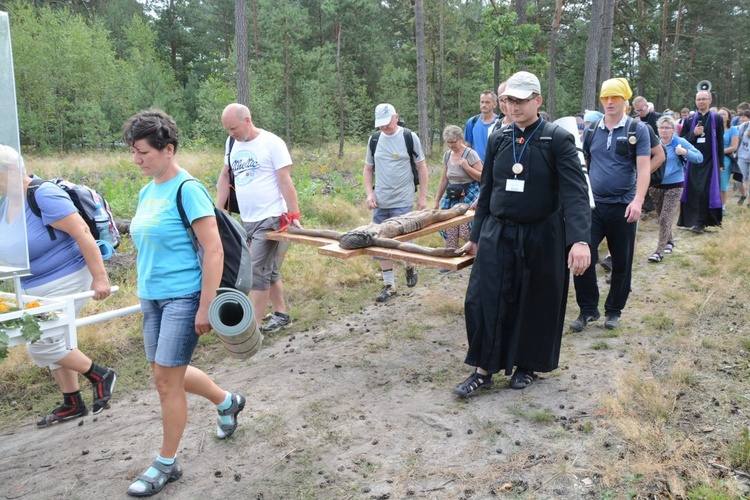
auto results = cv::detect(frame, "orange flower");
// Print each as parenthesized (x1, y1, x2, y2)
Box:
(24, 301, 41, 309)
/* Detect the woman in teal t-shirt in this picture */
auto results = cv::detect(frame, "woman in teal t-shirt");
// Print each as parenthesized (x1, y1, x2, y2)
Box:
(124, 109, 245, 498)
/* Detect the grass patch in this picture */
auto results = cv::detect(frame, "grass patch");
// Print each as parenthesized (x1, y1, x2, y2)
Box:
(591, 341, 611, 350)
(507, 405, 556, 424)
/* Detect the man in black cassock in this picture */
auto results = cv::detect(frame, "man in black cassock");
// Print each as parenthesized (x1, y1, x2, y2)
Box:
(677, 90, 723, 232)
(454, 71, 592, 397)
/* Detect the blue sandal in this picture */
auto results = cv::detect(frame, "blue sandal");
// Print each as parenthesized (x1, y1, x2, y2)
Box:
(126, 459, 183, 497)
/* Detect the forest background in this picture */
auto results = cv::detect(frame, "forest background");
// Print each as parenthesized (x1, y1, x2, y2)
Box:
(1, 0, 748, 155)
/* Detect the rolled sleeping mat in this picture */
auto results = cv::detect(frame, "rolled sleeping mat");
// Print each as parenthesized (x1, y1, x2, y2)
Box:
(208, 287, 263, 359)
(96, 240, 115, 260)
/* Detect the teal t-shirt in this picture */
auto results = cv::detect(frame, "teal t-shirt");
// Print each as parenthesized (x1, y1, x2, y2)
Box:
(131, 170, 215, 300)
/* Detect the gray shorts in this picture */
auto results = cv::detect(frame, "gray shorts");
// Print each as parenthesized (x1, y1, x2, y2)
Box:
(372, 205, 413, 261)
(738, 158, 750, 182)
(242, 216, 290, 291)
(23, 266, 92, 369)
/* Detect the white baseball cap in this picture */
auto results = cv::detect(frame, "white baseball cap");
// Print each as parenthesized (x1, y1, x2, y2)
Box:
(500, 71, 541, 100)
(374, 103, 397, 127)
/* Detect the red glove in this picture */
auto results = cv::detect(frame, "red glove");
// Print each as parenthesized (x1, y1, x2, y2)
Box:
(280, 212, 301, 231)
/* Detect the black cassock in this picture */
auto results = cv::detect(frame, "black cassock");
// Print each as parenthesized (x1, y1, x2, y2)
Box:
(678, 111, 723, 228)
(464, 117, 591, 376)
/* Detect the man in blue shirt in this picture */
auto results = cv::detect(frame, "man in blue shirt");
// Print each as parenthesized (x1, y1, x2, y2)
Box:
(570, 78, 651, 332)
(464, 91, 498, 162)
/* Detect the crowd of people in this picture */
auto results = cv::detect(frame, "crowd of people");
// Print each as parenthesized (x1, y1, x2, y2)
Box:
(5, 68, 750, 496)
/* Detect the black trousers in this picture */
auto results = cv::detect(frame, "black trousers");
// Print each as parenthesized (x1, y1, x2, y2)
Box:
(573, 202, 637, 317)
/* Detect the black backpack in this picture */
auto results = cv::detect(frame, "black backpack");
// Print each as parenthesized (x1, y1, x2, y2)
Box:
(177, 179, 253, 295)
(368, 127, 420, 191)
(27, 176, 121, 248)
(223, 137, 240, 214)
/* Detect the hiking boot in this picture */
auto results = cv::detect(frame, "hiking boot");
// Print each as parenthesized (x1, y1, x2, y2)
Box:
(453, 371, 493, 398)
(599, 255, 613, 272)
(91, 368, 117, 415)
(691, 225, 704, 233)
(217, 393, 246, 439)
(569, 311, 601, 332)
(260, 313, 292, 333)
(375, 284, 397, 303)
(36, 403, 88, 428)
(604, 315, 621, 330)
(405, 267, 418, 287)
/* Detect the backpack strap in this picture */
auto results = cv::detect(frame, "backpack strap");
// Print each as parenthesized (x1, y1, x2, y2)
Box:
(226, 136, 236, 167)
(26, 177, 57, 241)
(402, 127, 417, 166)
(471, 114, 480, 128)
(176, 178, 206, 259)
(582, 118, 601, 167)
(627, 117, 639, 157)
(443, 150, 450, 165)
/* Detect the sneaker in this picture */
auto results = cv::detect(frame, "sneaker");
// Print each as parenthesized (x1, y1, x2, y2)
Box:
(92, 368, 117, 415)
(599, 255, 613, 272)
(604, 315, 621, 330)
(405, 267, 418, 287)
(738, 195, 747, 206)
(691, 225, 705, 233)
(664, 241, 675, 254)
(453, 371, 493, 398)
(36, 403, 88, 428)
(375, 284, 397, 302)
(438, 268, 454, 275)
(260, 313, 292, 333)
(217, 393, 246, 439)
(569, 311, 601, 332)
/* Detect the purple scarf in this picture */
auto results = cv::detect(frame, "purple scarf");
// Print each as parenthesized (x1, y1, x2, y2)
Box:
(681, 111, 722, 208)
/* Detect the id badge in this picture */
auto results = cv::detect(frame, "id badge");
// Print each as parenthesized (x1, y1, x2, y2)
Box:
(506, 179, 525, 192)
(697, 137, 706, 144)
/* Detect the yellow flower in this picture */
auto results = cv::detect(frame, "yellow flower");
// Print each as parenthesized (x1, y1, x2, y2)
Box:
(24, 301, 41, 309)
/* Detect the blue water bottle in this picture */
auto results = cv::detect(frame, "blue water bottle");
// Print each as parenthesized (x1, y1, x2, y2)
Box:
(93, 203, 113, 247)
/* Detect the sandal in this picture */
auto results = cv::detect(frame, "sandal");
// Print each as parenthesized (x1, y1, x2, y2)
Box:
(453, 371, 493, 397)
(508, 368, 536, 390)
(217, 393, 246, 439)
(648, 253, 663, 263)
(664, 241, 674, 254)
(126, 460, 183, 497)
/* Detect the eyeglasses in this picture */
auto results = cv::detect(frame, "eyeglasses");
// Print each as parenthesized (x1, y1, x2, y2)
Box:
(505, 96, 536, 106)
(499, 97, 507, 104)
(657, 126, 674, 130)
(600, 96, 624, 103)
(446, 139, 459, 145)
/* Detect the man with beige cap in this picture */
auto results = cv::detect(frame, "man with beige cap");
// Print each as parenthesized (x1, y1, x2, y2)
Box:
(570, 77, 651, 332)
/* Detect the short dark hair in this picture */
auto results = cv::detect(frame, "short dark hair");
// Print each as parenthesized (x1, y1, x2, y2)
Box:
(742, 110, 750, 119)
(123, 108, 179, 153)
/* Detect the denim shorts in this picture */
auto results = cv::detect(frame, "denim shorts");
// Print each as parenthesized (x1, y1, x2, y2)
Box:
(140, 291, 201, 367)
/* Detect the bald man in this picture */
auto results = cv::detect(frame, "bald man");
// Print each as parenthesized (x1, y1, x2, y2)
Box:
(218, 103, 301, 333)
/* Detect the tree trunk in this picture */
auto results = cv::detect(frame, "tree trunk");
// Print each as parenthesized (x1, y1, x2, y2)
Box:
(252, 0, 259, 59)
(235, 0, 249, 107)
(414, 0, 430, 156)
(598, 0, 615, 86)
(515, 0, 527, 68)
(656, 0, 669, 111)
(581, 0, 603, 112)
(438, 0, 445, 149)
(284, 17, 291, 146)
(547, 0, 564, 120)
(666, 0, 683, 110)
(336, 22, 345, 159)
